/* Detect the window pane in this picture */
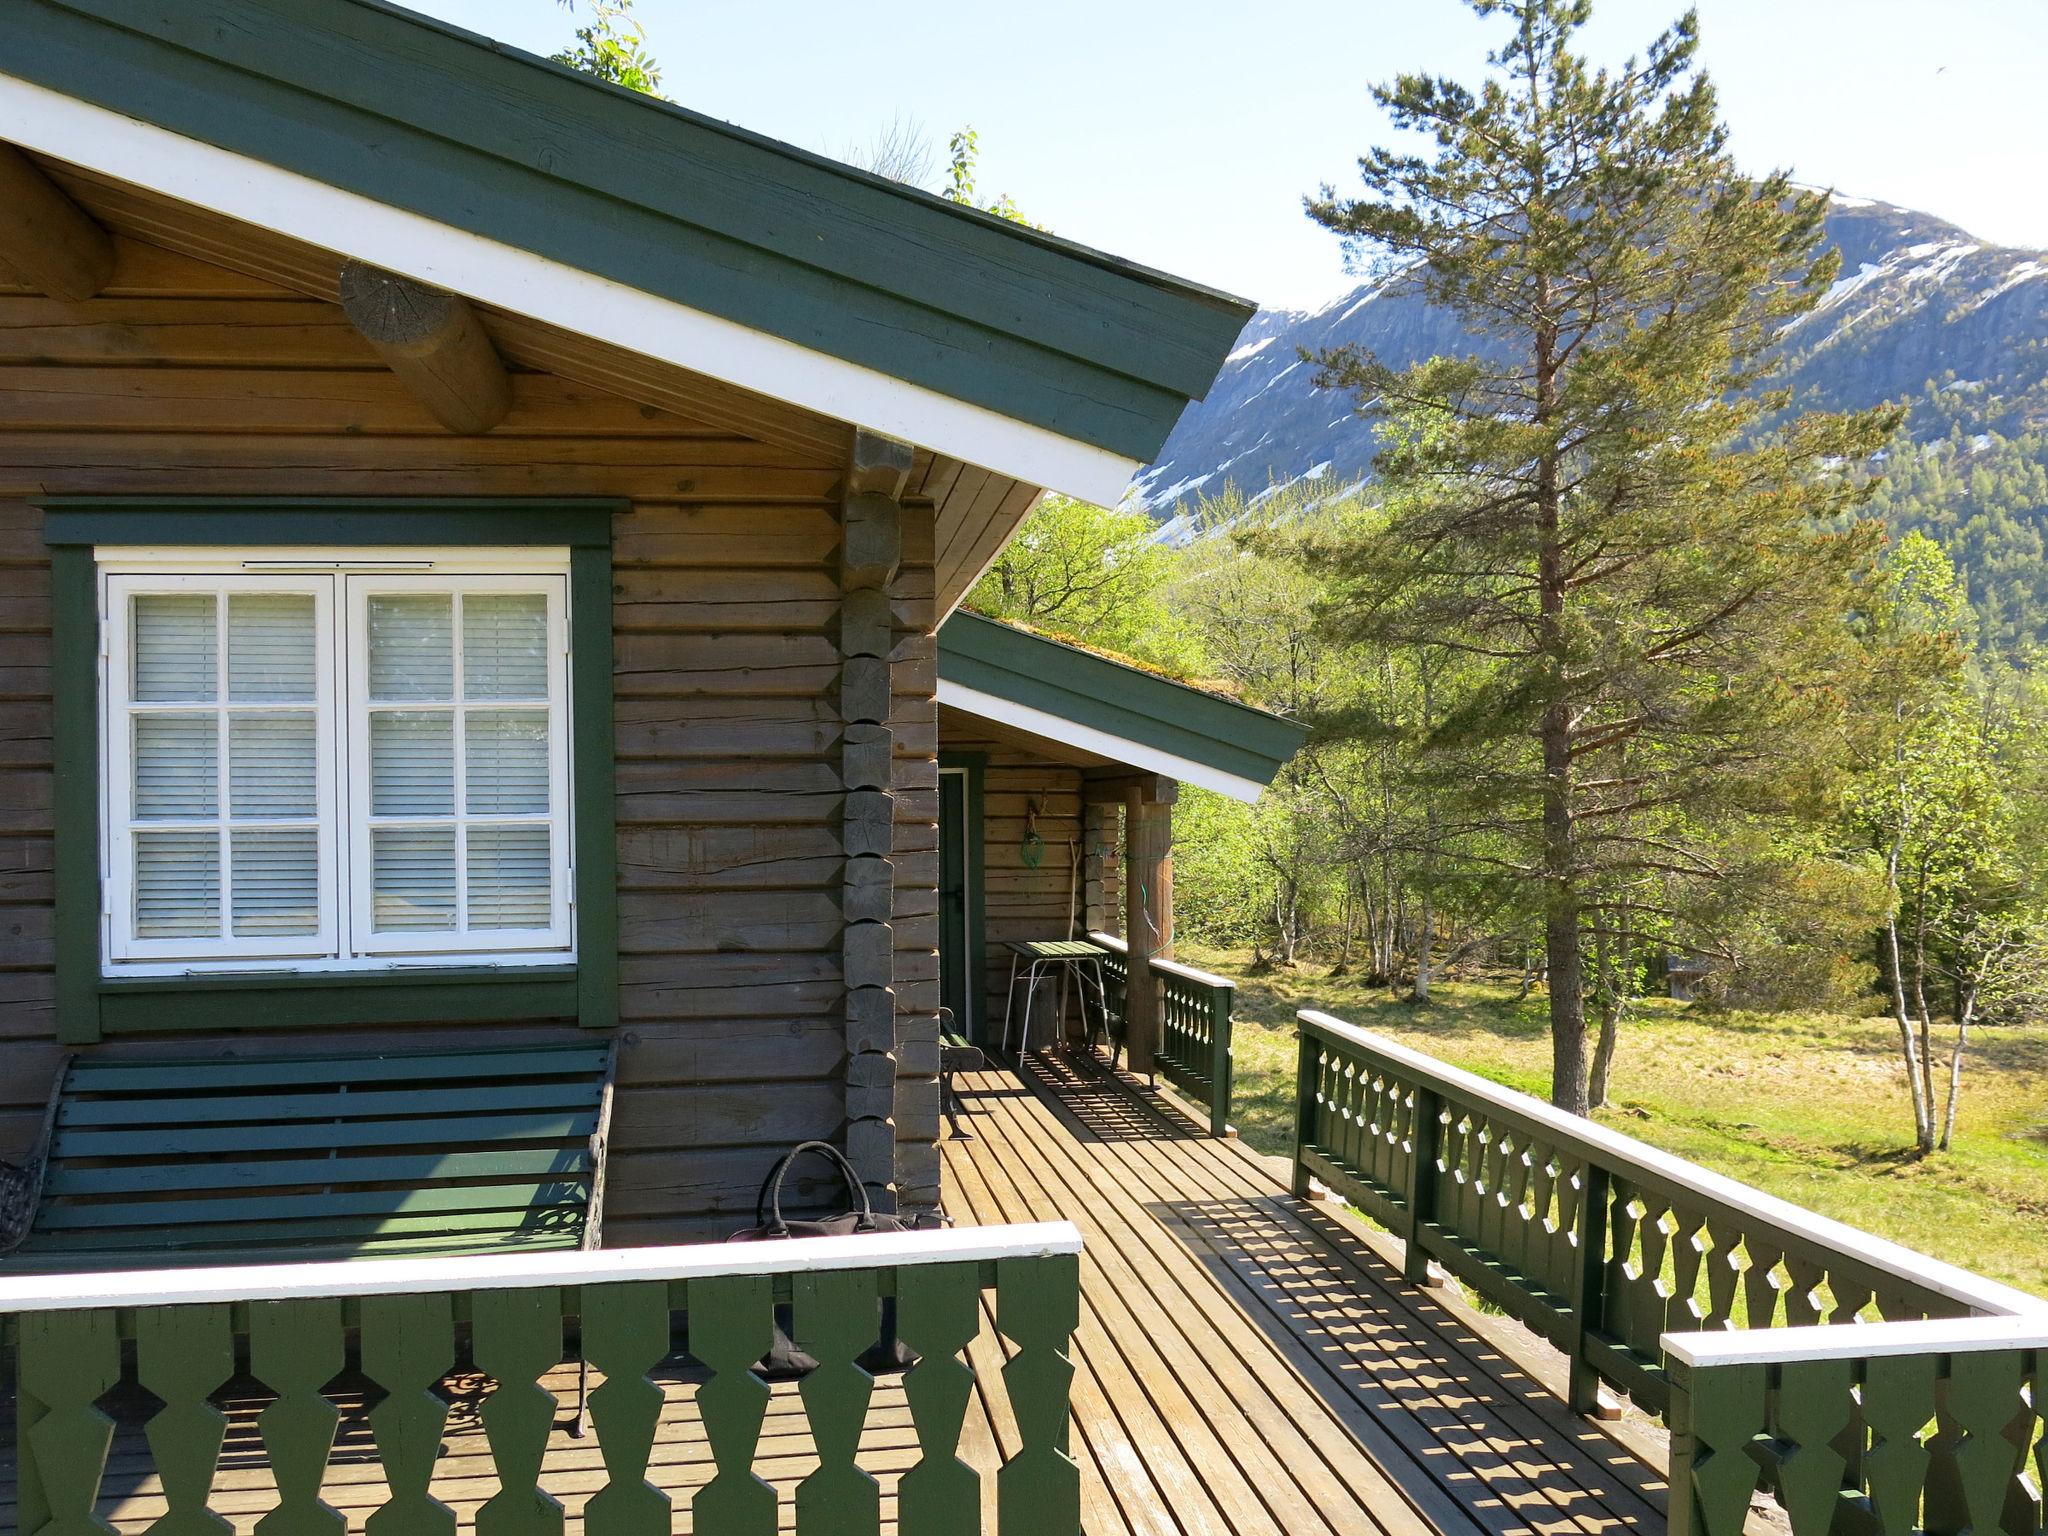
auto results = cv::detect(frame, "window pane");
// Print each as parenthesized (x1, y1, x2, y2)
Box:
(466, 709, 549, 815)
(133, 713, 219, 819)
(463, 594, 549, 699)
(229, 713, 316, 818)
(367, 594, 453, 701)
(468, 825, 550, 929)
(372, 827, 456, 931)
(135, 829, 220, 939)
(231, 829, 319, 937)
(133, 594, 216, 702)
(370, 711, 454, 816)
(227, 593, 317, 702)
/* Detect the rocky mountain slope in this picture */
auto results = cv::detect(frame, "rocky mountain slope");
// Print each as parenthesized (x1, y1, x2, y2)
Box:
(1133, 197, 2048, 516)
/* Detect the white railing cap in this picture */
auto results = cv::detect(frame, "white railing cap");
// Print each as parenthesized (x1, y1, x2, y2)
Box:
(1298, 1009, 2045, 1320)
(1086, 930, 1129, 955)
(1665, 1311, 2048, 1368)
(0, 1221, 1084, 1315)
(1150, 955, 1235, 991)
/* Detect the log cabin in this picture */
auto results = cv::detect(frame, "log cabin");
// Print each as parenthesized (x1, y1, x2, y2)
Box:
(0, 0, 1302, 1237)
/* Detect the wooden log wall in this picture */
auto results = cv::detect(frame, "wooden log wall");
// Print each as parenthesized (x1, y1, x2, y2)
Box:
(943, 732, 1092, 1040)
(0, 235, 947, 1242)
(1084, 802, 1122, 938)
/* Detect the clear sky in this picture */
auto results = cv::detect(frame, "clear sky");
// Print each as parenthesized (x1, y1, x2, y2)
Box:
(407, 0, 2048, 311)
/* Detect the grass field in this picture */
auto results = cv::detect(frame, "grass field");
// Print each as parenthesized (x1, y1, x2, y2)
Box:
(1177, 944, 2048, 1298)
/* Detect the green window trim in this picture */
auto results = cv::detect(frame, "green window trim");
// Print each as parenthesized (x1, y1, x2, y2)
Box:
(44, 498, 623, 1043)
(938, 751, 987, 1043)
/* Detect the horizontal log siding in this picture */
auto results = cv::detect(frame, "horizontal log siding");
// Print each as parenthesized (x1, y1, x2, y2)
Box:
(0, 237, 939, 1241)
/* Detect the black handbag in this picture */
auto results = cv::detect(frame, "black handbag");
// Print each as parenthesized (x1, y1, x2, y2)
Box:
(726, 1140, 922, 1379)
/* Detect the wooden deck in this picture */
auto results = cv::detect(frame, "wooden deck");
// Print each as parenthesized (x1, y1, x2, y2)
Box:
(947, 1050, 1672, 1536)
(3, 1049, 1675, 1535)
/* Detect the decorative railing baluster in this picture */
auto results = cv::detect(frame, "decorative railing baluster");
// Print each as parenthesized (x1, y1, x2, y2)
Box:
(793, 1268, 883, 1536)
(136, 1304, 235, 1536)
(362, 1291, 458, 1536)
(897, 1262, 983, 1535)
(251, 1297, 346, 1536)
(997, 1251, 1081, 1536)
(473, 1286, 566, 1536)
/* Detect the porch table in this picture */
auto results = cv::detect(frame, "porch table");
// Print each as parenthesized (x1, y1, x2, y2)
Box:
(999, 939, 1112, 1056)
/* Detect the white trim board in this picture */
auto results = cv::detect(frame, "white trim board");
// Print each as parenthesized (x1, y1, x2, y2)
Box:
(937, 678, 1269, 803)
(0, 1221, 1085, 1313)
(0, 74, 1140, 507)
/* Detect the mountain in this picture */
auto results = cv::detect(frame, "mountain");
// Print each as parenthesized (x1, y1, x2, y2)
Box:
(1134, 196, 2048, 539)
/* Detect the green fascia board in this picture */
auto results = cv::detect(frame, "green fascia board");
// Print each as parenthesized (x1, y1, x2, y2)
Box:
(7, 0, 1254, 463)
(939, 611, 1308, 789)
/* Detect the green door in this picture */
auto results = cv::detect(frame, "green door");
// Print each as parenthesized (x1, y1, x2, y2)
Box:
(938, 767, 972, 1039)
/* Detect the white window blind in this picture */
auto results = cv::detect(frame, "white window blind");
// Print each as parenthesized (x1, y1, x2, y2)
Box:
(100, 558, 573, 974)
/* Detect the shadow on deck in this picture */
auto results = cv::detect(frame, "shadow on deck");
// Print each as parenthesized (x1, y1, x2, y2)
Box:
(945, 1048, 1675, 1536)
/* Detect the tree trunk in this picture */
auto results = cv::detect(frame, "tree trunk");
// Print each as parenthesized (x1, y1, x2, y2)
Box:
(1938, 1014, 1968, 1152)
(1410, 890, 1433, 1003)
(1882, 912, 1934, 1153)
(1938, 984, 1977, 1153)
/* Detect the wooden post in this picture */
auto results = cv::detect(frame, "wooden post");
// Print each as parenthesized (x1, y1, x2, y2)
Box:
(1290, 1029, 1319, 1198)
(1401, 1086, 1443, 1285)
(1567, 1162, 1613, 1415)
(338, 259, 512, 434)
(0, 145, 114, 302)
(1121, 778, 1174, 1078)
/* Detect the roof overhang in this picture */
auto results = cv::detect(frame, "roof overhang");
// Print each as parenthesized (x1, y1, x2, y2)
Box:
(937, 612, 1308, 803)
(0, 0, 1253, 507)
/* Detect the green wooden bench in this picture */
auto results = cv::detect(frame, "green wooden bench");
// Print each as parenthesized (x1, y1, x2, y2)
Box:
(938, 1007, 983, 1140)
(0, 1041, 617, 1271)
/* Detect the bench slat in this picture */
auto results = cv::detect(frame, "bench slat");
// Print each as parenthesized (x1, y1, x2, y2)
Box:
(66, 1045, 610, 1094)
(35, 1180, 588, 1232)
(52, 1110, 597, 1160)
(58, 1080, 602, 1128)
(44, 1147, 592, 1198)
(19, 1212, 589, 1261)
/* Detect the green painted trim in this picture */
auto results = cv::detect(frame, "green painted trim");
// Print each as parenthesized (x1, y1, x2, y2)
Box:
(7, 0, 1253, 462)
(938, 612, 1309, 790)
(939, 752, 987, 1045)
(99, 969, 580, 1033)
(43, 499, 620, 548)
(569, 544, 618, 1030)
(51, 546, 101, 1046)
(43, 498, 621, 1036)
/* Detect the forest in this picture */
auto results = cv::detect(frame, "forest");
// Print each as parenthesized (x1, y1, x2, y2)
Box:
(971, 461, 2048, 1160)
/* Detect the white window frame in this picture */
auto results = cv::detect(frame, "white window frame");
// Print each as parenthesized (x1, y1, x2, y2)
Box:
(102, 572, 340, 965)
(96, 548, 576, 977)
(344, 571, 574, 959)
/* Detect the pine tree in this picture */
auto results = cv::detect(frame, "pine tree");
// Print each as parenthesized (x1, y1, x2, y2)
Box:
(1302, 0, 1898, 1112)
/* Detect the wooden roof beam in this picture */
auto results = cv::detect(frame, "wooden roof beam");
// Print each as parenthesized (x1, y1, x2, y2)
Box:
(0, 144, 115, 302)
(338, 259, 512, 434)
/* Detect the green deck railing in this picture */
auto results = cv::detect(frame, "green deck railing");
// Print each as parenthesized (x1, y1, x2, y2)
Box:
(1088, 934, 1234, 1137)
(4, 1222, 1084, 1535)
(1666, 1315, 2046, 1536)
(1293, 1009, 2048, 1535)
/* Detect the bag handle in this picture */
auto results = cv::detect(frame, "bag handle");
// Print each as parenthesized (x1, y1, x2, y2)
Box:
(753, 1140, 875, 1236)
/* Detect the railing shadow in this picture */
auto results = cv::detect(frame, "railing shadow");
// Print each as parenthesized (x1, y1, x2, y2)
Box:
(997, 1048, 1199, 1146)
(1145, 1189, 1674, 1532)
